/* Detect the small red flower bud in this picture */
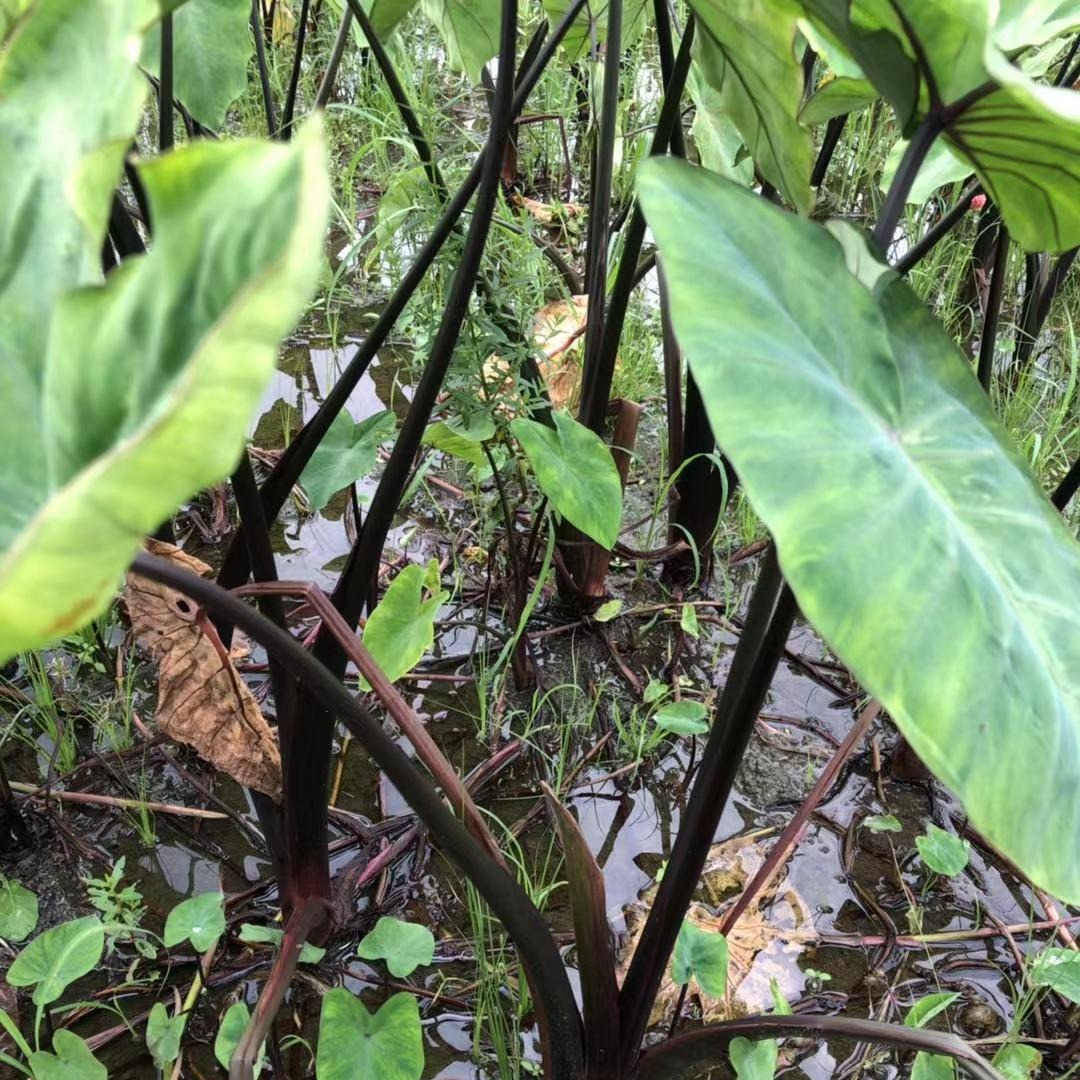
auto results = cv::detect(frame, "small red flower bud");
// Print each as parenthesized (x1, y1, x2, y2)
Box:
(970, 194, 986, 211)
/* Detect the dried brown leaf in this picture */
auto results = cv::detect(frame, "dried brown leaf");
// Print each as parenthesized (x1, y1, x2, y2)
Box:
(511, 193, 584, 226)
(482, 295, 612, 414)
(618, 832, 816, 1028)
(124, 540, 282, 799)
(534, 295, 588, 411)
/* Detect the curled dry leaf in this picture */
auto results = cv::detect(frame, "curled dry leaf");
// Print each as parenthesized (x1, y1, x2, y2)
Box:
(534, 295, 588, 412)
(510, 193, 583, 226)
(619, 832, 815, 1028)
(124, 540, 282, 799)
(483, 295, 611, 414)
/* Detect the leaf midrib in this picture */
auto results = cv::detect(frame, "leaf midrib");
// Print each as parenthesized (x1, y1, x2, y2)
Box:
(685, 196, 1069, 714)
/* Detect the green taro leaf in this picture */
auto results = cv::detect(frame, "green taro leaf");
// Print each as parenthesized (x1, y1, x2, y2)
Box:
(142, 0, 252, 129)
(907, 994, 962, 1080)
(215, 1002, 267, 1074)
(421, 0, 501, 83)
(0, 877, 38, 941)
(816, 1, 1080, 250)
(947, 49, 1080, 251)
(994, 0, 1080, 51)
(905, 991, 961, 1029)
(423, 420, 489, 467)
(593, 599, 623, 622)
(730, 1035, 778, 1080)
(357, 916, 436, 977)
(316, 989, 423, 1080)
(301, 409, 396, 512)
(541, 0, 651, 62)
(446, 412, 495, 443)
(688, 65, 754, 186)
(913, 1052, 955, 1080)
(680, 602, 700, 638)
(362, 559, 447, 686)
(863, 813, 903, 833)
(799, 75, 878, 125)
(511, 411, 622, 548)
(880, 138, 970, 206)
(729, 979, 790, 1079)
(688, 0, 813, 214)
(238, 922, 326, 964)
(670, 920, 728, 997)
(164, 892, 225, 951)
(367, 166, 428, 270)
(799, 0, 918, 126)
(146, 1003, 185, 1070)
(28, 1031, 106, 1080)
(0, 124, 328, 662)
(992, 1043, 1042, 1080)
(916, 826, 970, 878)
(1030, 947, 1080, 1002)
(0, 0, 151, 583)
(637, 157, 1080, 904)
(326, 0, 422, 46)
(654, 700, 709, 736)
(7, 916, 104, 1005)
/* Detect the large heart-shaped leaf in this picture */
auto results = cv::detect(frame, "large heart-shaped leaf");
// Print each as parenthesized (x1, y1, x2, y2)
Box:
(142, 0, 252, 129)
(688, 0, 812, 213)
(541, 0, 651, 62)
(947, 48, 1080, 251)
(300, 409, 395, 512)
(316, 989, 423, 1080)
(638, 157, 1080, 903)
(511, 411, 622, 548)
(994, 0, 1080, 51)
(7, 916, 104, 1005)
(805, 0, 1080, 251)
(799, 0, 918, 126)
(28, 1031, 106, 1080)
(420, 0, 501, 83)
(0, 123, 328, 662)
(0, 0, 150, 534)
(688, 64, 754, 186)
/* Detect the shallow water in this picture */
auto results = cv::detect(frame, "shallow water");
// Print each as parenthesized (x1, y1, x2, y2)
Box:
(0, 339, 1063, 1078)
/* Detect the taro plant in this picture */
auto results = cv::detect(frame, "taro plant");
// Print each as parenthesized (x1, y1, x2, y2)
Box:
(0, 0, 1079, 1077)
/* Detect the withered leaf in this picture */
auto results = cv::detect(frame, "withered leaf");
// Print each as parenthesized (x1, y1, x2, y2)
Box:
(482, 295, 615, 414)
(619, 832, 815, 1027)
(124, 540, 282, 800)
(510, 193, 583, 226)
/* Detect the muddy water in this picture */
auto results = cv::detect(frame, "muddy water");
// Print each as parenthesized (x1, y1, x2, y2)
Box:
(0, 340, 1062, 1078)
